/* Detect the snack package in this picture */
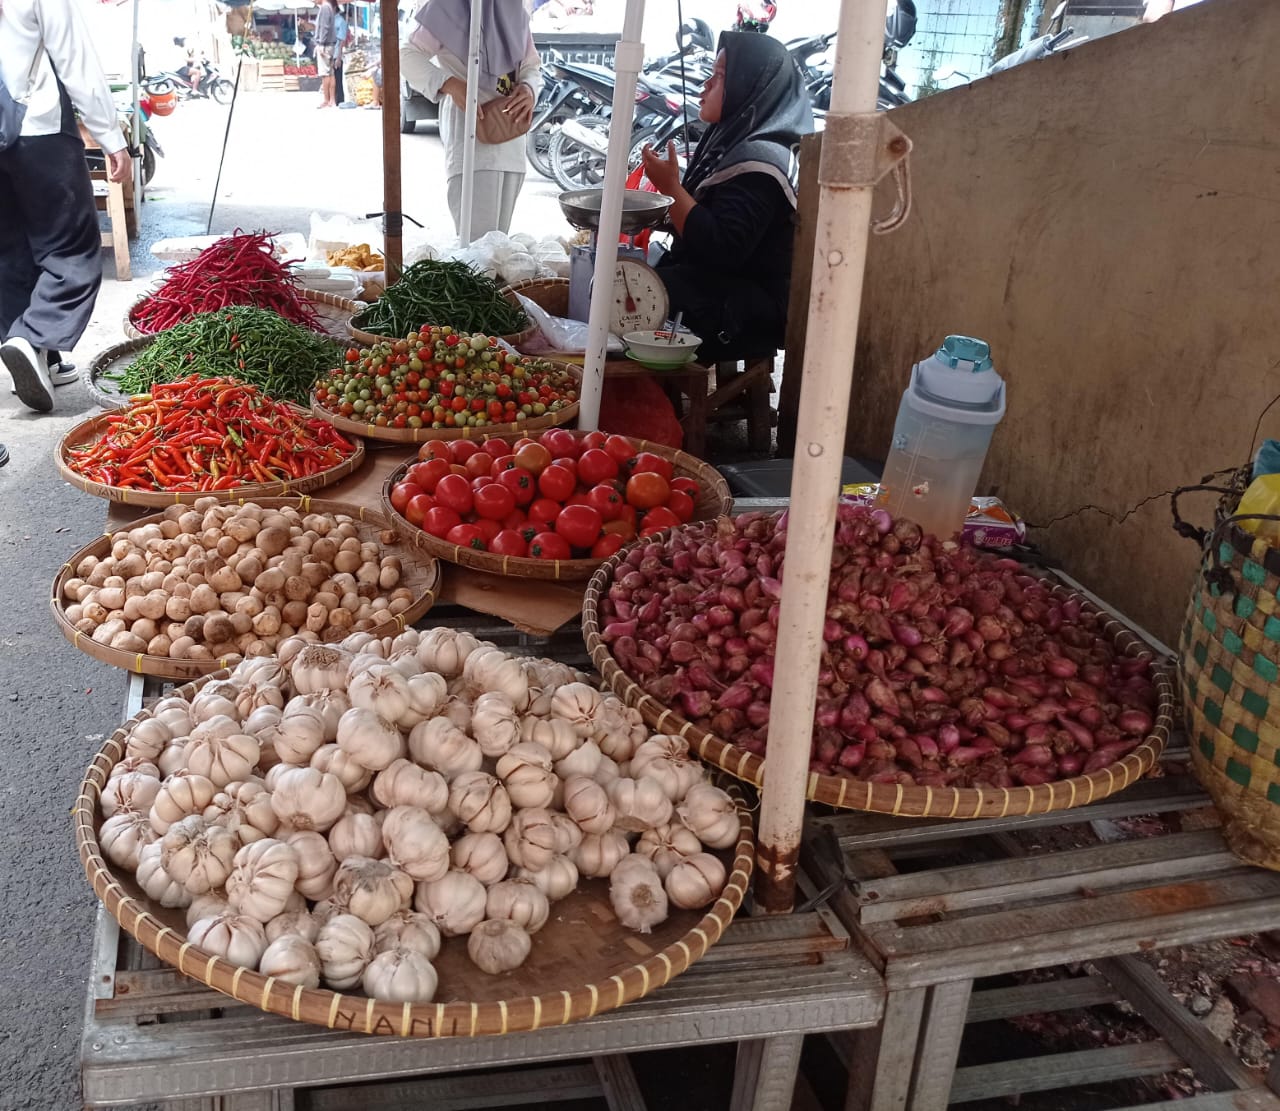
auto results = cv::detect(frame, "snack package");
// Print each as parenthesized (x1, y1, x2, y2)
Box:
(839, 485, 1027, 549)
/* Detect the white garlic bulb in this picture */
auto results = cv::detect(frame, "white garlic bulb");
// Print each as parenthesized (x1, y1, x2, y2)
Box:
(449, 832, 509, 886)
(287, 830, 338, 901)
(549, 682, 602, 736)
(467, 918, 531, 974)
(440, 695, 472, 734)
(315, 913, 375, 989)
(135, 841, 192, 908)
(519, 717, 578, 761)
(485, 878, 550, 933)
(502, 808, 558, 873)
(294, 689, 350, 740)
(150, 695, 194, 732)
(373, 910, 441, 960)
(187, 713, 240, 743)
(630, 736, 704, 802)
(408, 718, 483, 781)
(362, 948, 438, 1002)
(371, 758, 448, 815)
(609, 864, 669, 934)
(204, 780, 279, 844)
(495, 741, 557, 810)
(275, 701, 328, 765)
(548, 812, 584, 856)
(413, 870, 488, 937)
(332, 856, 413, 927)
(258, 934, 321, 988)
(149, 771, 218, 835)
(664, 852, 727, 911)
(189, 912, 268, 967)
(269, 767, 346, 833)
(335, 706, 405, 773)
(636, 823, 703, 878)
(160, 815, 239, 894)
(328, 811, 385, 862)
(101, 771, 162, 819)
(347, 664, 413, 726)
(470, 692, 522, 758)
(265, 907, 320, 944)
(381, 805, 449, 881)
(676, 784, 739, 850)
(400, 672, 448, 729)
(125, 717, 172, 763)
(516, 855, 578, 902)
(182, 732, 260, 788)
(108, 756, 160, 781)
(592, 756, 621, 788)
(226, 838, 300, 922)
(448, 772, 512, 835)
(562, 775, 615, 835)
(290, 643, 354, 695)
(607, 777, 673, 833)
(310, 744, 373, 793)
(463, 647, 530, 709)
(554, 738, 603, 781)
(157, 739, 188, 779)
(571, 830, 630, 879)
(186, 891, 230, 928)
(592, 698, 647, 763)
(415, 627, 480, 678)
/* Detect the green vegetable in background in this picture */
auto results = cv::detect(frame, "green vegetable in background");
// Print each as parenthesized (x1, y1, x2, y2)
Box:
(354, 259, 528, 338)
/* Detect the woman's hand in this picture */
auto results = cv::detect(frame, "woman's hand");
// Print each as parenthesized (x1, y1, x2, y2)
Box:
(503, 83, 536, 127)
(442, 76, 483, 118)
(641, 141, 682, 196)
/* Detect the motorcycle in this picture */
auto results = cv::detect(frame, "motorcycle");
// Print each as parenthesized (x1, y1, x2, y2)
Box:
(144, 59, 235, 105)
(85, 101, 163, 186)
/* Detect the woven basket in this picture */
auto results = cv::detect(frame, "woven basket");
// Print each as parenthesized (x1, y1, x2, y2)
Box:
(347, 287, 537, 350)
(1175, 478, 1280, 869)
(85, 337, 151, 410)
(583, 531, 1175, 818)
(503, 277, 571, 319)
(381, 433, 733, 582)
(75, 669, 755, 1036)
(51, 497, 440, 678)
(124, 289, 359, 342)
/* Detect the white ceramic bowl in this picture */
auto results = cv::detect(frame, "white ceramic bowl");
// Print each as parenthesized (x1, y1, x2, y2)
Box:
(623, 330, 702, 363)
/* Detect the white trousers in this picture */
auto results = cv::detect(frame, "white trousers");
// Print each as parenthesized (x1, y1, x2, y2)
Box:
(446, 170, 524, 239)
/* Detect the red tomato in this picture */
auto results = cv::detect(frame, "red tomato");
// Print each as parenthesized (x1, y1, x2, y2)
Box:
(537, 465, 575, 503)
(591, 533, 625, 559)
(586, 483, 625, 521)
(577, 448, 619, 486)
(390, 480, 423, 515)
(555, 504, 603, 549)
(626, 472, 670, 510)
(529, 531, 572, 560)
(490, 529, 529, 557)
(631, 451, 674, 481)
(465, 452, 494, 479)
(516, 521, 540, 543)
(498, 466, 537, 506)
(581, 430, 608, 451)
(434, 473, 474, 515)
(475, 518, 502, 544)
(501, 509, 527, 531)
(482, 438, 510, 460)
(408, 458, 450, 493)
(474, 483, 516, 521)
(547, 456, 577, 481)
(641, 505, 681, 532)
(446, 523, 487, 550)
(417, 441, 452, 462)
(492, 453, 518, 472)
(514, 442, 552, 475)
(616, 503, 638, 531)
(603, 434, 636, 465)
(512, 437, 538, 453)
(405, 493, 435, 526)
(665, 488, 695, 523)
(602, 518, 636, 541)
(670, 476, 700, 498)
(449, 464, 469, 477)
(540, 429, 579, 459)
(451, 440, 484, 464)
(527, 497, 561, 527)
(422, 506, 462, 538)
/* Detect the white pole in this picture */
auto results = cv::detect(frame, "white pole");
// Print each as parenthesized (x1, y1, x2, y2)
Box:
(131, 0, 142, 196)
(457, 0, 484, 246)
(577, 0, 645, 431)
(754, 0, 895, 913)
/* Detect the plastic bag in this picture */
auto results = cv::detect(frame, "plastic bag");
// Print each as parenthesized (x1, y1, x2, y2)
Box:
(514, 294, 623, 354)
(310, 212, 383, 258)
(502, 251, 540, 283)
(1253, 439, 1280, 480)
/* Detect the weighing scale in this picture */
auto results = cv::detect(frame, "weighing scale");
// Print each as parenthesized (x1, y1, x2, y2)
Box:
(559, 188, 674, 332)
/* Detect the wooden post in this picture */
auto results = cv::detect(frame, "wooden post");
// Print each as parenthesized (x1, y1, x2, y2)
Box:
(754, 0, 902, 913)
(380, 0, 403, 280)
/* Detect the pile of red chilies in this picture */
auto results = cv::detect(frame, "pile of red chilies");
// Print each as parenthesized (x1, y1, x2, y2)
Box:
(129, 232, 321, 334)
(67, 376, 356, 492)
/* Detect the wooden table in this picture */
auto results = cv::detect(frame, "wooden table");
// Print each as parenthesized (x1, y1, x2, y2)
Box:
(601, 356, 714, 457)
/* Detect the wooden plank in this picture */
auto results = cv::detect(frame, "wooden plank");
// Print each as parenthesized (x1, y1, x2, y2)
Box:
(729, 1035, 804, 1111)
(593, 1054, 647, 1111)
(302, 1063, 602, 1109)
(966, 976, 1120, 1023)
(844, 986, 927, 1111)
(947, 1041, 1183, 1103)
(1106, 1091, 1280, 1111)
(858, 829, 1235, 923)
(1094, 955, 1263, 1092)
(908, 980, 973, 1111)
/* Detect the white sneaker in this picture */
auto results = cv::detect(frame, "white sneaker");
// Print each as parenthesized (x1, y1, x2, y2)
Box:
(0, 338, 53, 413)
(8, 359, 74, 393)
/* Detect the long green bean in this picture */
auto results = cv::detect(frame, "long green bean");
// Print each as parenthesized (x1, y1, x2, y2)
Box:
(354, 259, 528, 337)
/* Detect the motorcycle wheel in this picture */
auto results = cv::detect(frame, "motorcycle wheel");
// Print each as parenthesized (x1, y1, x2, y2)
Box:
(211, 79, 234, 105)
(550, 120, 657, 192)
(526, 106, 572, 180)
(142, 144, 156, 186)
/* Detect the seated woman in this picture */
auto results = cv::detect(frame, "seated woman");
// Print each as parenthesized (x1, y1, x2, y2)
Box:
(640, 32, 813, 365)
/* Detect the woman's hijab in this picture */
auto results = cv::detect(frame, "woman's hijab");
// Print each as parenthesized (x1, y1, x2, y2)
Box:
(682, 31, 813, 207)
(415, 0, 529, 92)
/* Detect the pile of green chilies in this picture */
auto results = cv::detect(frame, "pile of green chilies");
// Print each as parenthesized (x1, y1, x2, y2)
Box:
(354, 259, 528, 337)
(112, 306, 341, 406)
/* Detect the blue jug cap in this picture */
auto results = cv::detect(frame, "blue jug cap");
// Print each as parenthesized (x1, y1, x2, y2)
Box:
(936, 335, 993, 372)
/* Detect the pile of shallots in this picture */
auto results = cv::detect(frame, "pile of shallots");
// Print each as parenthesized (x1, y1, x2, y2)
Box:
(597, 505, 1159, 789)
(98, 627, 739, 1003)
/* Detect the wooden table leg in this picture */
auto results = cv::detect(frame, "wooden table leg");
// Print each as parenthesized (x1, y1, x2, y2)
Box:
(680, 372, 710, 458)
(844, 986, 927, 1111)
(730, 1033, 805, 1111)
(907, 980, 973, 1111)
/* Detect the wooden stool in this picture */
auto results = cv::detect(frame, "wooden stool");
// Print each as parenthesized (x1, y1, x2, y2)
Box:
(80, 127, 131, 281)
(708, 354, 775, 453)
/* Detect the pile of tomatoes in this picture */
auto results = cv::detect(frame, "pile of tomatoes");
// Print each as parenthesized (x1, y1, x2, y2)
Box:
(312, 328, 579, 431)
(386, 428, 702, 561)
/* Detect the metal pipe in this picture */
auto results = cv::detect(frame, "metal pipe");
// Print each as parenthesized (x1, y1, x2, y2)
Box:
(380, 0, 403, 278)
(754, 0, 889, 914)
(458, 0, 484, 246)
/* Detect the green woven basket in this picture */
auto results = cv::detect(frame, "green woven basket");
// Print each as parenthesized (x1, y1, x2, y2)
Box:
(1176, 479, 1280, 870)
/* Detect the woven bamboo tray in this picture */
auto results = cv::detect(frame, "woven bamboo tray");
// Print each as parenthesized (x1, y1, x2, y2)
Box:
(74, 672, 755, 1036)
(56, 409, 365, 507)
(86, 337, 150, 410)
(503, 277, 570, 318)
(308, 361, 582, 445)
(347, 287, 537, 350)
(51, 497, 440, 679)
(583, 544, 1176, 818)
(381, 434, 733, 582)
(123, 288, 360, 342)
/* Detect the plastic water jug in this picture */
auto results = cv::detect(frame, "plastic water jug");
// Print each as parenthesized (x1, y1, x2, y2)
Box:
(877, 336, 1007, 540)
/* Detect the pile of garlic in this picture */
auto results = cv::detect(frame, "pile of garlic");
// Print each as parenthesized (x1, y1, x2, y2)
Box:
(99, 626, 740, 1004)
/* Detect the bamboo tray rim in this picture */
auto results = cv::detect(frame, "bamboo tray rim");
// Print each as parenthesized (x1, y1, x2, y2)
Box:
(74, 669, 755, 1037)
(56, 407, 366, 507)
(123, 285, 360, 340)
(380, 433, 733, 582)
(583, 528, 1174, 818)
(86, 336, 152, 411)
(51, 496, 440, 679)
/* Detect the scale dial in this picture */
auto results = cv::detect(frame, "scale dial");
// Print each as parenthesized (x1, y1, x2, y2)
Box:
(610, 259, 669, 335)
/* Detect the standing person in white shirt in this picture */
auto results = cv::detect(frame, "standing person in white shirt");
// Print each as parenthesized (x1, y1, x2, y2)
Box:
(402, 0, 540, 238)
(0, 0, 127, 416)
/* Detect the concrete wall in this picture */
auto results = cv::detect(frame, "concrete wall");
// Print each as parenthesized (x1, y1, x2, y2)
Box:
(781, 0, 1280, 644)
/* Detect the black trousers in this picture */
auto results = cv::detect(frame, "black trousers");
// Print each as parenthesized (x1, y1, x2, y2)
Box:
(335, 61, 345, 104)
(0, 132, 102, 354)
